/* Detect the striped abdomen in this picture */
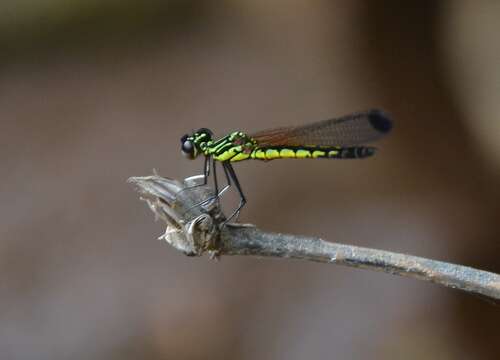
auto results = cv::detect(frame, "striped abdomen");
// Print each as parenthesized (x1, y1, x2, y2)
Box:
(241, 146, 375, 161)
(211, 143, 376, 162)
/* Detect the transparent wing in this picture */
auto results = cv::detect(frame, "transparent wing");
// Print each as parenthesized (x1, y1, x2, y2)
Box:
(250, 110, 392, 147)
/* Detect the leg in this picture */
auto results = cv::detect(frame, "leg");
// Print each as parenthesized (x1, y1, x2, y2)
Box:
(222, 162, 247, 224)
(181, 159, 231, 215)
(176, 156, 210, 199)
(210, 157, 232, 198)
(211, 157, 218, 195)
(203, 155, 210, 184)
(218, 160, 232, 196)
(186, 155, 210, 186)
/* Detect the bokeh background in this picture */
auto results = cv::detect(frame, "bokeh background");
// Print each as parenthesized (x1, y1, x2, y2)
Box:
(1, 1, 499, 359)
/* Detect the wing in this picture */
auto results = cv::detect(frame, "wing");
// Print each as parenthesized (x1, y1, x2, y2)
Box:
(250, 110, 392, 147)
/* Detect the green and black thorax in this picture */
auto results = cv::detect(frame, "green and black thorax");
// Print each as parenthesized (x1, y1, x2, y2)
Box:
(182, 129, 259, 162)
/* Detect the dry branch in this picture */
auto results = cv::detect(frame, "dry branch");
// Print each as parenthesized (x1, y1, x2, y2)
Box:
(128, 174, 500, 303)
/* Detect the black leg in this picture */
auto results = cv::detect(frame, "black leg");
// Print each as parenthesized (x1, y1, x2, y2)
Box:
(188, 155, 210, 186)
(219, 160, 232, 195)
(181, 158, 229, 215)
(180, 160, 246, 223)
(211, 157, 218, 195)
(222, 162, 247, 224)
(175, 156, 210, 199)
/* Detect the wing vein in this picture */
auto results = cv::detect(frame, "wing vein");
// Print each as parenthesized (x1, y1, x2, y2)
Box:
(250, 110, 392, 147)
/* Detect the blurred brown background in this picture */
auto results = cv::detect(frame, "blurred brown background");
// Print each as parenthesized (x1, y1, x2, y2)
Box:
(1, 1, 499, 359)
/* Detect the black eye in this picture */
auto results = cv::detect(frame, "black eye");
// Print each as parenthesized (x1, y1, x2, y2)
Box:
(181, 140, 196, 159)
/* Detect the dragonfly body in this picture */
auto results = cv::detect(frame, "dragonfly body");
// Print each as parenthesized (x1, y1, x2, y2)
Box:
(180, 110, 392, 223)
(190, 131, 376, 162)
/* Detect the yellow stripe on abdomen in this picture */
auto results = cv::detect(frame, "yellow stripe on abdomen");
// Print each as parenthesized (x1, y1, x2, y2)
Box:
(295, 149, 312, 158)
(312, 150, 326, 158)
(279, 149, 295, 158)
(250, 147, 342, 160)
(266, 149, 280, 159)
(251, 148, 300, 160)
(250, 149, 266, 160)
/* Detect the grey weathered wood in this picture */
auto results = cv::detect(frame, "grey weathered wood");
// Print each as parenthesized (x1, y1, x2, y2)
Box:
(128, 174, 500, 303)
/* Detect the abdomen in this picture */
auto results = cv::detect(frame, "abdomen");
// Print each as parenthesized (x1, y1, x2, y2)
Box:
(249, 146, 376, 161)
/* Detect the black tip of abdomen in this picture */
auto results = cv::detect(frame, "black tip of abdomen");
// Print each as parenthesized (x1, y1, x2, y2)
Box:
(339, 146, 376, 158)
(368, 110, 393, 134)
(361, 147, 376, 157)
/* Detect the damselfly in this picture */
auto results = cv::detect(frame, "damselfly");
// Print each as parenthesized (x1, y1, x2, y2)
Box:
(180, 109, 392, 222)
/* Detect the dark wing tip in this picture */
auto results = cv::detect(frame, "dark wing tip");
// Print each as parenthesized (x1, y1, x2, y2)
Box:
(368, 109, 393, 134)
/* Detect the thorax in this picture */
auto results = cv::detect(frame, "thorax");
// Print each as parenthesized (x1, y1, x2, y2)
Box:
(204, 132, 256, 161)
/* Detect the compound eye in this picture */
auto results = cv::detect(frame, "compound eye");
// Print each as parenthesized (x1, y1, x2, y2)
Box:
(181, 140, 196, 159)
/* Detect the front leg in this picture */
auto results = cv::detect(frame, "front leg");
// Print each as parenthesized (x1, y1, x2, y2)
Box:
(181, 159, 233, 217)
(192, 155, 211, 185)
(176, 156, 211, 199)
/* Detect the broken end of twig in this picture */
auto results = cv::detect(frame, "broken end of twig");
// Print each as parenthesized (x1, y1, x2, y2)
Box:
(127, 174, 233, 257)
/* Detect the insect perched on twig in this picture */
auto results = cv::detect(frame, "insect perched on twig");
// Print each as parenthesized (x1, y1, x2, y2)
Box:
(180, 109, 392, 223)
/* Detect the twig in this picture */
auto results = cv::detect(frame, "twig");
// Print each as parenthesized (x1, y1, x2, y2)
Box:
(128, 174, 500, 303)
